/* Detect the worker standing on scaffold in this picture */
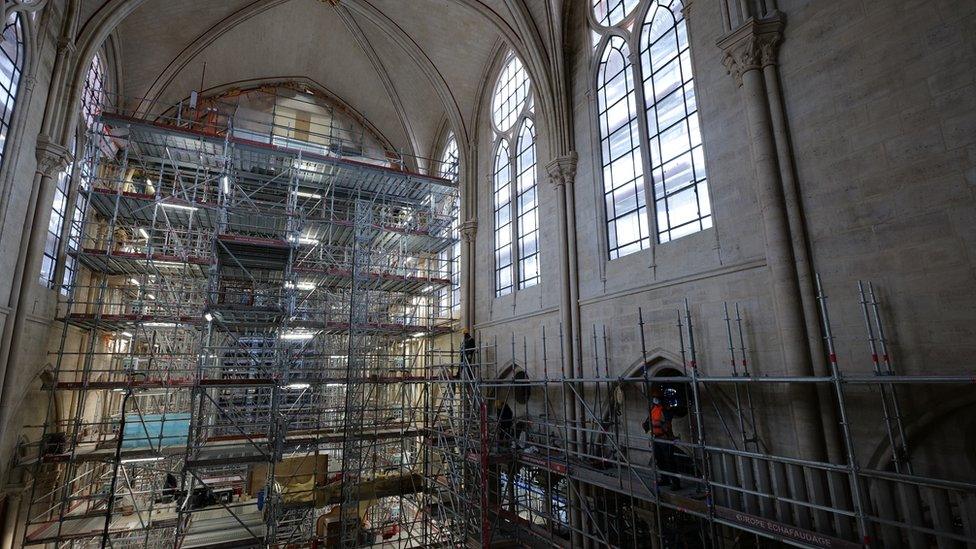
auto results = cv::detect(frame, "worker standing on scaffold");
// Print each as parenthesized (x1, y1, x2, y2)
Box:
(643, 387, 680, 489)
(457, 328, 476, 377)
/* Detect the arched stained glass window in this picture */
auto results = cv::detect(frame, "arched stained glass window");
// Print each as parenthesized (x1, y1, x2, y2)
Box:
(593, 0, 711, 259)
(439, 134, 461, 317)
(490, 51, 539, 296)
(598, 36, 650, 260)
(640, 1, 710, 242)
(440, 135, 459, 180)
(0, 13, 24, 171)
(493, 141, 513, 297)
(43, 54, 106, 289)
(491, 54, 530, 133)
(592, 0, 640, 27)
(82, 53, 106, 128)
(515, 119, 539, 289)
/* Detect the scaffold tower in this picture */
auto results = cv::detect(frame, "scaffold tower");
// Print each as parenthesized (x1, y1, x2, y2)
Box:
(22, 95, 459, 548)
(16, 95, 976, 549)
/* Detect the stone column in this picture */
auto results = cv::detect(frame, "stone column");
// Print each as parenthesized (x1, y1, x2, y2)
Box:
(460, 219, 477, 332)
(718, 14, 824, 457)
(545, 154, 579, 374)
(0, 491, 21, 549)
(759, 56, 847, 466)
(718, 15, 833, 531)
(0, 137, 72, 448)
(545, 153, 586, 547)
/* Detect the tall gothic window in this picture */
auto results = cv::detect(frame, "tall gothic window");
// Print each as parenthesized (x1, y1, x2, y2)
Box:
(598, 36, 649, 260)
(592, 0, 711, 259)
(592, 0, 641, 27)
(439, 134, 461, 317)
(0, 13, 24, 174)
(42, 54, 105, 289)
(514, 119, 539, 288)
(493, 141, 513, 296)
(491, 52, 538, 296)
(640, 2, 711, 242)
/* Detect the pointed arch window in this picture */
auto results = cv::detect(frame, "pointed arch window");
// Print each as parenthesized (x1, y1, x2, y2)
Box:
(493, 141, 514, 297)
(491, 52, 539, 296)
(592, 0, 640, 27)
(439, 134, 461, 317)
(515, 119, 539, 288)
(598, 36, 650, 260)
(0, 13, 24, 173)
(42, 54, 106, 289)
(592, 0, 712, 259)
(640, 2, 711, 242)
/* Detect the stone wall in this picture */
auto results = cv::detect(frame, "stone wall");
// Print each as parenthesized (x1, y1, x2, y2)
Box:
(470, 0, 976, 480)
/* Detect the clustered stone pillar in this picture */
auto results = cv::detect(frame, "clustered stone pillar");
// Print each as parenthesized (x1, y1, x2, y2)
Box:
(0, 491, 21, 549)
(718, 13, 825, 460)
(545, 152, 587, 547)
(460, 219, 477, 332)
(0, 138, 72, 446)
(718, 13, 837, 531)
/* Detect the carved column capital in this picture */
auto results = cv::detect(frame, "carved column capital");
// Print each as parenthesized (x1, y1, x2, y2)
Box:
(716, 15, 784, 86)
(545, 152, 579, 190)
(460, 219, 477, 242)
(35, 136, 72, 176)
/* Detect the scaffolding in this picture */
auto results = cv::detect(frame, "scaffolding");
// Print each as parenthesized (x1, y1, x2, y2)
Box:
(16, 91, 976, 549)
(21, 93, 459, 548)
(427, 282, 976, 548)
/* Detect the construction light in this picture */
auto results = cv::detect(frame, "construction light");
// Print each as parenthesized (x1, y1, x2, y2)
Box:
(293, 190, 322, 199)
(221, 175, 231, 194)
(159, 202, 198, 212)
(120, 456, 164, 464)
(204, 312, 213, 322)
(280, 330, 317, 341)
(129, 278, 141, 286)
(289, 235, 319, 246)
(138, 228, 150, 240)
(285, 383, 310, 390)
(120, 332, 134, 338)
(285, 281, 316, 291)
(144, 322, 178, 328)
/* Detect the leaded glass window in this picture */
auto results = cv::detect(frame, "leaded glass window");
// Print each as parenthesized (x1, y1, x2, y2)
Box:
(493, 141, 513, 297)
(592, 0, 712, 259)
(0, 13, 23, 171)
(640, 2, 711, 242)
(515, 120, 539, 289)
(42, 54, 105, 289)
(491, 52, 539, 295)
(439, 134, 461, 317)
(598, 36, 650, 259)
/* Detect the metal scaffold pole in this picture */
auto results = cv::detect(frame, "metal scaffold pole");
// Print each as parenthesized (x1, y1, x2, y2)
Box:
(21, 91, 461, 549)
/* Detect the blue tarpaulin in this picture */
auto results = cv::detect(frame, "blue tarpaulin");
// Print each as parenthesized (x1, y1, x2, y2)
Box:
(121, 413, 190, 448)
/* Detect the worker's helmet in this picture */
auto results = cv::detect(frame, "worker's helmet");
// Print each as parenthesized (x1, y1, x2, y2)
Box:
(462, 327, 470, 335)
(663, 387, 680, 409)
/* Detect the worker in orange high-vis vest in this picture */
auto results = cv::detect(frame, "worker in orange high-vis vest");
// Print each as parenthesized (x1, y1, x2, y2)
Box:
(643, 387, 680, 489)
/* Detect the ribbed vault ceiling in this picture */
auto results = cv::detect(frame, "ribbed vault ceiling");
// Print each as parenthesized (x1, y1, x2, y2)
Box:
(83, 0, 541, 159)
